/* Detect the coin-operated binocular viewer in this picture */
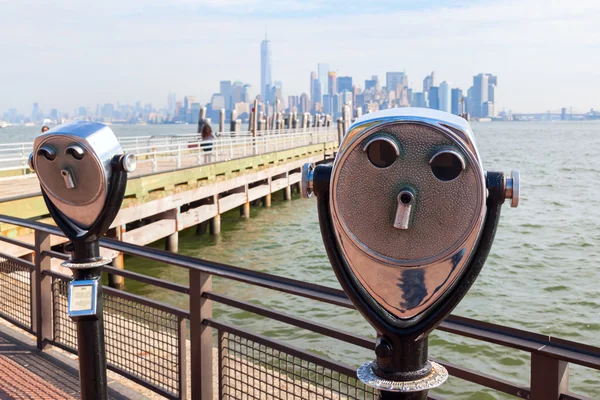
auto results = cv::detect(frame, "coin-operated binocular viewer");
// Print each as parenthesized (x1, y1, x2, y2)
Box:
(301, 109, 519, 399)
(29, 122, 136, 400)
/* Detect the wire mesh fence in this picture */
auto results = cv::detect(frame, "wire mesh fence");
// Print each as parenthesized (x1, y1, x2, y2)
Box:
(104, 293, 181, 397)
(51, 276, 183, 398)
(219, 330, 378, 400)
(0, 257, 32, 330)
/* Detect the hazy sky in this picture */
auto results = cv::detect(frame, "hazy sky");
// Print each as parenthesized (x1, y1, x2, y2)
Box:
(1, 0, 599, 114)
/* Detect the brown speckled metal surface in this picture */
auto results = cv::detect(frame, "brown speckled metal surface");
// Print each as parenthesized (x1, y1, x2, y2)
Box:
(330, 118, 486, 321)
(334, 123, 482, 263)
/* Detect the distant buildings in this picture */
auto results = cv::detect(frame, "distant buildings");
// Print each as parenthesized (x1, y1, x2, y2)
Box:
(5, 35, 509, 126)
(470, 73, 497, 118)
(386, 72, 408, 95)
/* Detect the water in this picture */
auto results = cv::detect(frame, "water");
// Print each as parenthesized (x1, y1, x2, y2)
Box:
(8, 121, 600, 397)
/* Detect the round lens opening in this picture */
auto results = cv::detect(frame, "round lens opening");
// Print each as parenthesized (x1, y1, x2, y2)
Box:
(366, 139, 398, 168)
(430, 151, 464, 181)
(400, 192, 412, 205)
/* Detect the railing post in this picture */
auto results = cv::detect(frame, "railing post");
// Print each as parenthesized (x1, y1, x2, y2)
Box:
(152, 147, 158, 172)
(530, 353, 569, 400)
(176, 144, 182, 169)
(33, 230, 53, 349)
(178, 316, 188, 400)
(189, 269, 213, 400)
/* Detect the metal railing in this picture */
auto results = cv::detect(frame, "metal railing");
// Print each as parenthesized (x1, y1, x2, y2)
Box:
(0, 215, 598, 400)
(0, 127, 337, 177)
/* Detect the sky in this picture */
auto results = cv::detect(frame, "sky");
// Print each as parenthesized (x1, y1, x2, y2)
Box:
(1, 0, 599, 114)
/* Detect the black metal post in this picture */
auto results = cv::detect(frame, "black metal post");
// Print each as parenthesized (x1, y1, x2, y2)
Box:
(71, 240, 108, 400)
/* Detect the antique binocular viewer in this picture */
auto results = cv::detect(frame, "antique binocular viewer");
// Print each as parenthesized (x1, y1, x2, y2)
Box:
(29, 121, 135, 400)
(302, 108, 519, 398)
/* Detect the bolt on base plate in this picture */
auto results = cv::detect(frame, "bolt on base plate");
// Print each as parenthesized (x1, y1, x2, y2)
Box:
(357, 361, 448, 392)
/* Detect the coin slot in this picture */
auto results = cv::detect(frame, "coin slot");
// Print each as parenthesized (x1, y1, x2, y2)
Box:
(400, 192, 413, 205)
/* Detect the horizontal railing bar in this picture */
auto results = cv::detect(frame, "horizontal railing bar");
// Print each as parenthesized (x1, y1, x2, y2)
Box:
(42, 269, 72, 281)
(204, 292, 373, 349)
(0, 250, 35, 270)
(103, 287, 190, 319)
(103, 266, 190, 294)
(0, 235, 35, 250)
(439, 359, 530, 399)
(42, 249, 69, 260)
(0, 314, 34, 335)
(440, 316, 600, 370)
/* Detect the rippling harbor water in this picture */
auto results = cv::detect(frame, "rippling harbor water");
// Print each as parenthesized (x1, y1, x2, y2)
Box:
(6, 121, 599, 398)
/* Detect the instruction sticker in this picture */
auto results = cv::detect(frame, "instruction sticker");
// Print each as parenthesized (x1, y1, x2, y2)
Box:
(68, 279, 98, 317)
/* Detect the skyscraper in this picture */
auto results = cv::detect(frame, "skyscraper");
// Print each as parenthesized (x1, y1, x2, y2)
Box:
(220, 81, 233, 111)
(32, 103, 40, 121)
(471, 73, 489, 118)
(439, 81, 451, 113)
(428, 87, 439, 110)
(328, 71, 337, 96)
(312, 78, 322, 109)
(365, 76, 378, 91)
(310, 71, 318, 103)
(323, 94, 331, 115)
(299, 93, 310, 114)
(412, 92, 428, 108)
(451, 88, 463, 115)
(318, 63, 329, 101)
(423, 72, 436, 93)
(341, 91, 353, 108)
(332, 93, 341, 117)
(337, 76, 353, 93)
(260, 36, 273, 103)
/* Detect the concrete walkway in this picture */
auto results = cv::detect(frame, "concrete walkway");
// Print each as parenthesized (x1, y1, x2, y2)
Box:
(0, 321, 152, 400)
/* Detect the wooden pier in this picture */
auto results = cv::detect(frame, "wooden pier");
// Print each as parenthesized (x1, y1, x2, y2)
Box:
(0, 127, 338, 285)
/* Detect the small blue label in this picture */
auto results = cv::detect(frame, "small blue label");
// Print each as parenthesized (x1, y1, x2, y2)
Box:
(68, 279, 98, 317)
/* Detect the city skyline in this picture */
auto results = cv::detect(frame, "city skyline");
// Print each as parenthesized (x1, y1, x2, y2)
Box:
(4, 60, 599, 124)
(1, 0, 598, 113)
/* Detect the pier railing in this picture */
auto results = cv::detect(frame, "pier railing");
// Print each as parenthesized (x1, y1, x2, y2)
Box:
(0, 127, 337, 178)
(0, 215, 598, 400)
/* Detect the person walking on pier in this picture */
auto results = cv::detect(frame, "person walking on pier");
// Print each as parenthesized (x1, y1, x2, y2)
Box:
(41, 126, 49, 133)
(200, 123, 215, 164)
